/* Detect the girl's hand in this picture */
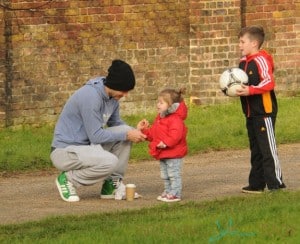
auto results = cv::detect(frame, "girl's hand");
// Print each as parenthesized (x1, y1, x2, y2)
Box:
(157, 141, 167, 149)
(137, 119, 149, 130)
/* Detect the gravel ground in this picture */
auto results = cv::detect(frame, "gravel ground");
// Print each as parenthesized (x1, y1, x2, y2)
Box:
(0, 143, 299, 225)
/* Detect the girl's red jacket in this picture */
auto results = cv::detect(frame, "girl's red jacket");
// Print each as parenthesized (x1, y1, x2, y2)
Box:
(142, 101, 188, 160)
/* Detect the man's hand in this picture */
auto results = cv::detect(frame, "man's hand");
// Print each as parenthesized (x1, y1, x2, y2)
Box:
(127, 129, 147, 143)
(236, 84, 250, 96)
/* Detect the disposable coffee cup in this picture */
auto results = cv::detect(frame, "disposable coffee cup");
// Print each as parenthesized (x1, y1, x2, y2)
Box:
(126, 184, 136, 201)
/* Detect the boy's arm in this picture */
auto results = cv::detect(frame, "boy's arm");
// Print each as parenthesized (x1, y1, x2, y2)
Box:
(248, 57, 275, 95)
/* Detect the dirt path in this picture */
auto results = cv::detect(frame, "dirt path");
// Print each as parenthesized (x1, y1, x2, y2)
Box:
(1, 143, 299, 225)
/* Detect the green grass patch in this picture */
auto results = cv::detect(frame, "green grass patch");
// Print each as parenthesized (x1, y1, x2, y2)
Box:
(276, 97, 300, 143)
(0, 125, 54, 172)
(1, 97, 300, 171)
(1, 190, 299, 243)
(0, 97, 299, 242)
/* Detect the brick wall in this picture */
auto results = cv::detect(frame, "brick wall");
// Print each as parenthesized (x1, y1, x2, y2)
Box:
(0, 0, 190, 127)
(0, 0, 299, 127)
(241, 0, 300, 94)
(189, 0, 242, 104)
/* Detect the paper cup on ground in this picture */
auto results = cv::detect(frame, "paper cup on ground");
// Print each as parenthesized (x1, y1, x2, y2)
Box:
(126, 184, 136, 201)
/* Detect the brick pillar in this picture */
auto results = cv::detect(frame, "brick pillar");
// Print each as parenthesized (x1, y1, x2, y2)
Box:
(0, 2, 13, 127)
(0, 6, 5, 127)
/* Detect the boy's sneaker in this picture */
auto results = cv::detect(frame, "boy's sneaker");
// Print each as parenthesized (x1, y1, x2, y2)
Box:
(279, 183, 287, 189)
(268, 183, 287, 193)
(55, 172, 79, 202)
(157, 192, 168, 201)
(242, 185, 264, 194)
(161, 194, 181, 203)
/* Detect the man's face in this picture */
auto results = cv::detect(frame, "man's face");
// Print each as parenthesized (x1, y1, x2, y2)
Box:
(239, 34, 258, 56)
(108, 89, 129, 100)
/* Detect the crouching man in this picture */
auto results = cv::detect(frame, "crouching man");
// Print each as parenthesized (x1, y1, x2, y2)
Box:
(50, 60, 146, 202)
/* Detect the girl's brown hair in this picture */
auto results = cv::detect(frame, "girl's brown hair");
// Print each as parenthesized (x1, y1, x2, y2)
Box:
(159, 87, 186, 106)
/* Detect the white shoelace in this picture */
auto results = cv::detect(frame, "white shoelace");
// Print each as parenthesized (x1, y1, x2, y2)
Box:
(114, 181, 126, 200)
(66, 181, 77, 196)
(112, 178, 121, 188)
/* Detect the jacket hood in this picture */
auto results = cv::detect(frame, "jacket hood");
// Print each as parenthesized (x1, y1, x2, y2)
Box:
(173, 101, 188, 120)
(86, 77, 109, 99)
(159, 101, 188, 119)
(246, 50, 274, 72)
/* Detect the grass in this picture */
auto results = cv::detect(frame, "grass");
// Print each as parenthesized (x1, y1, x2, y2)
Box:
(0, 190, 299, 243)
(0, 125, 53, 172)
(0, 97, 300, 242)
(1, 97, 300, 171)
(276, 97, 300, 143)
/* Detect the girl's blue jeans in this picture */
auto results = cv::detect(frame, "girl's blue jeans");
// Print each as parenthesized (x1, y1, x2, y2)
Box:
(159, 158, 183, 197)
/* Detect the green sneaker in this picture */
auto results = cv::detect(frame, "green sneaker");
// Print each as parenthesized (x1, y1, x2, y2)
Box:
(100, 179, 117, 199)
(55, 172, 80, 202)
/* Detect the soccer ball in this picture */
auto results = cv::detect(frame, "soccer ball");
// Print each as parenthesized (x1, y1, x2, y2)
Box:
(219, 68, 248, 97)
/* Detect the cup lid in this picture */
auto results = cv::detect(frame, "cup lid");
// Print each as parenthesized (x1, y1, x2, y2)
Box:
(126, 183, 136, 188)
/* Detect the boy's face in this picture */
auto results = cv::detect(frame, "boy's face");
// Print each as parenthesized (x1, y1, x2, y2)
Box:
(239, 34, 259, 56)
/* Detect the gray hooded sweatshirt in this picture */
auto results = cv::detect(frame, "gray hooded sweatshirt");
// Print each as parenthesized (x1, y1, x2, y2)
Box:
(51, 77, 127, 148)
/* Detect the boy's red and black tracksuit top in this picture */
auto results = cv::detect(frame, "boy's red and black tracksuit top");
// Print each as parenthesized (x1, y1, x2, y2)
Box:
(239, 50, 277, 118)
(239, 50, 284, 190)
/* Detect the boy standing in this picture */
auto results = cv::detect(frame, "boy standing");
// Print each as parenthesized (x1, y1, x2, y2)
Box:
(236, 26, 286, 193)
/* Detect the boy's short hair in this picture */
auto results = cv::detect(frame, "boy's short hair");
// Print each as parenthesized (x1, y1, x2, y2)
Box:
(238, 26, 265, 48)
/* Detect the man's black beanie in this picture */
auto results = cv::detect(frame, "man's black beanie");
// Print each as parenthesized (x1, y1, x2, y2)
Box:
(105, 60, 135, 91)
